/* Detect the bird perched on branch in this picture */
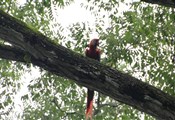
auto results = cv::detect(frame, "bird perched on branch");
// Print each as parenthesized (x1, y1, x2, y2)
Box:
(85, 38, 100, 120)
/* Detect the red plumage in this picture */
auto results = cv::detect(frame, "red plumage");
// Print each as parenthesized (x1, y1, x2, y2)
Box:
(85, 39, 100, 120)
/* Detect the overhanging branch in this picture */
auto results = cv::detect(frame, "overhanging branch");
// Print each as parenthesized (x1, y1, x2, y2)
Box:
(0, 44, 26, 62)
(141, 0, 175, 8)
(0, 10, 175, 120)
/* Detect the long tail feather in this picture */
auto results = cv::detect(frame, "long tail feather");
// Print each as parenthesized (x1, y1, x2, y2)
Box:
(86, 89, 94, 120)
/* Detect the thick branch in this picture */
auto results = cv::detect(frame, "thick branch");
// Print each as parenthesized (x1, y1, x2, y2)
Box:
(0, 10, 175, 120)
(141, 0, 175, 8)
(0, 44, 27, 62)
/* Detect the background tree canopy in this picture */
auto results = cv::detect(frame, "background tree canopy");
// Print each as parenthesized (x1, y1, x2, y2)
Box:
(0, 0, 174, 120)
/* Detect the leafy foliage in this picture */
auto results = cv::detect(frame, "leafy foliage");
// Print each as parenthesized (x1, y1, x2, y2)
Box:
(0, 0, 174, 120)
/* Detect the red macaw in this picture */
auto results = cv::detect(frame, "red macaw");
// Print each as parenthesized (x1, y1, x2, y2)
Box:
(85, 38, 100, 120)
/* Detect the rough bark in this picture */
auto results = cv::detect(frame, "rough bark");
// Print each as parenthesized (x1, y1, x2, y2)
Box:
(141, 0, 175, 8)
(0, 10, 175, 120)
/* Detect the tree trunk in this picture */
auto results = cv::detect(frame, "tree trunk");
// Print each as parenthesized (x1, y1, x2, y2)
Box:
(0, 10, 175, 120)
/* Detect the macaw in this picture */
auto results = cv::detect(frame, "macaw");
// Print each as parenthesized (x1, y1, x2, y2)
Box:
(85, 38, 100, 120)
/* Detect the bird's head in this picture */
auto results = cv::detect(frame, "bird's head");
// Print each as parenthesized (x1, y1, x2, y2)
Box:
(89, 38, 99, 49)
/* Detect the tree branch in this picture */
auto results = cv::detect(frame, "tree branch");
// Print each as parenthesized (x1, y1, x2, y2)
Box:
(0, 44, 27, 62)
(141, 0, 175, 8)
(0, 10, 175, 120)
